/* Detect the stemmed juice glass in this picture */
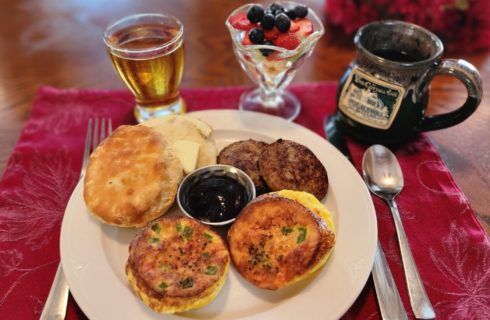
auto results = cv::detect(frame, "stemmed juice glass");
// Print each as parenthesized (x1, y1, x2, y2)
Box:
(104, 13, 185, 123)
(226, 2, 324, 121)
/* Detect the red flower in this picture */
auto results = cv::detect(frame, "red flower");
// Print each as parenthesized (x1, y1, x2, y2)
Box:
(324, 0, 490, 53)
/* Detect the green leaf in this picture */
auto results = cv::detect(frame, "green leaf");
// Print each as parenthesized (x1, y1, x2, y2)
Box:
(149, 237, 160, 244)
(297, 227, 307, 244)
(175, 221, 182, 233)
(203, 232, 213, 240)
(151, 223, 161, 233)
(180, 277, 194, 289)
(182, 226, 193, 239)
(281, 227, 293, 235)
(205, 265, 218, 275)
(158, 282, 168, 289)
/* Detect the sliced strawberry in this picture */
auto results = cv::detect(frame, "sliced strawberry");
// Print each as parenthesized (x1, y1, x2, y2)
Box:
(289, 21, 300, 33)
(295, 18, 313, 39)
(229, 12, 256, 31)
(242, 33, 252, 45)
(229, 12, 246, 26)
(274, 33, 301, 50)
(266, 52, 282, 61)
(264, 27, 280, 41)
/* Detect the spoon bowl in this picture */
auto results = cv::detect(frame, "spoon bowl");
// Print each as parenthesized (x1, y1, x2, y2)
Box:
(362, 144, 403, 198)
(362, 144, 435, 319)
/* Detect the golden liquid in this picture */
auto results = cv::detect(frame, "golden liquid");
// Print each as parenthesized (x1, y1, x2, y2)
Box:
(108, 24, 184, 108)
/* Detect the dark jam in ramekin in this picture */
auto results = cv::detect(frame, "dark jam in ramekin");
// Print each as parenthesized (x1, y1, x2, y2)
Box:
(185, 175, 248, 223)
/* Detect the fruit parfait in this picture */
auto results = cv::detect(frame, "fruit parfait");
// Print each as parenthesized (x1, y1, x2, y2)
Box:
(226, 2, 324, 120)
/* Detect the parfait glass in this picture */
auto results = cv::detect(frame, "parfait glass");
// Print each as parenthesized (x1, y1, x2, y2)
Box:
(226, 1, 324, 121)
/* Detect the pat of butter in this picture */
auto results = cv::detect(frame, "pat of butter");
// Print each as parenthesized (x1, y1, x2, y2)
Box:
(172, 140, 200, 174)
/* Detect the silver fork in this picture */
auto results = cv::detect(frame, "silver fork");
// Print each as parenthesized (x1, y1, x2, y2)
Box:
(40, 118, 112, 320)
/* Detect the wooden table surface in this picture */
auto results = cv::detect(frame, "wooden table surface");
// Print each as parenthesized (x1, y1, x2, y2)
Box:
(0, 0, 488, 235)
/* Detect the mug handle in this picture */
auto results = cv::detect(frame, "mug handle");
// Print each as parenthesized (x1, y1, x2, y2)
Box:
(417, 59, 483, 132)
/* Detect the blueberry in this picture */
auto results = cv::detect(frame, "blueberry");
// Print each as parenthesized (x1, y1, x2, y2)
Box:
(293, 5, 308, 18)
(261, 13, 275, 30)
(249, 28, 265, 44)
(285, 9, 296, 20)
(269, 3, 284, 15)
(260, 41, 274, 57)
(247, 5, 264, 23)
(274, 13, 291, 33)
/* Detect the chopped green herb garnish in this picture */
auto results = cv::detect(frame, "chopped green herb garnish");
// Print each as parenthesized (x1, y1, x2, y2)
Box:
(180, 277, 194, 289)
(176, 222, 193, 239)
(257, 251, 269, 262)
(160, 265, 169, 273)
(158, 282, 168, 289)
(151, 223, 161, 233)
(149, 237, 160, 244)
(203, 232, 213, 240)
(249, 250, 269, 265)
(281, 227, 293, 235)
(297, 227, 307, 244)
(176, 221, 182, 233)
(205, 265, 218, 275)
(182, 226, 193, 239)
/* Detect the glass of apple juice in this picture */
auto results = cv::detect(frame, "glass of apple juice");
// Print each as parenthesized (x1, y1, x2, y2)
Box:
(103, 13, 185, 122)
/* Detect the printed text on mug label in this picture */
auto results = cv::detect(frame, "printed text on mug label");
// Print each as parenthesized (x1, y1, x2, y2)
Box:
(339, 68, 405, 130)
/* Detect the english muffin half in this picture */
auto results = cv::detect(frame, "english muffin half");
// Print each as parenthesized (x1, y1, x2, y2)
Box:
(126, 217, 230, 314)
(228, 190, 335, 290)
(259, 139, 329, 200)
(83, 125, 182, 227)
(141, 114, 217, 170)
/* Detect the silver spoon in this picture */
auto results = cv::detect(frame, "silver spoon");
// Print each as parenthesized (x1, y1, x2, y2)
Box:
(363, 144, 435, 319)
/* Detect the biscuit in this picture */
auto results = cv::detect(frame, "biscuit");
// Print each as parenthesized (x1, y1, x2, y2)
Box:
(83, 125, 182, 227)
(126, 217, 230, 313)
(227, 191, 335, 290)
(217, 139, 268, 193)
(258, 139, 329, 200)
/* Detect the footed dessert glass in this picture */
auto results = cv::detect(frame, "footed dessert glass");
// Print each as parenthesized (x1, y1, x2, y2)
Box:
(226, 2, 324, 121)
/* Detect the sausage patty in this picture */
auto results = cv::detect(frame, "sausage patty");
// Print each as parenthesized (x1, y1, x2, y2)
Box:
(217, 139, 269, 193)
(258, 139, 328, 200)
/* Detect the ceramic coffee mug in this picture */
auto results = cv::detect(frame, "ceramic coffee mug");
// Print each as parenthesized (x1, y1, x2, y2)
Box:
(333, 20, 482, 144)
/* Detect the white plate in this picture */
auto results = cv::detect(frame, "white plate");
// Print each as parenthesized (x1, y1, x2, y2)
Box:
(61, 110, 377, 320)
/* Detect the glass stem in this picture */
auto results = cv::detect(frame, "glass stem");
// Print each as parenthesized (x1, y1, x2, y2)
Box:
(259, 86, 282, 108)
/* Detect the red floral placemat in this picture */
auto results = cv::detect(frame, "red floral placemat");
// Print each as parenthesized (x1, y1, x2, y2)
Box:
(0, 83, 489, 319)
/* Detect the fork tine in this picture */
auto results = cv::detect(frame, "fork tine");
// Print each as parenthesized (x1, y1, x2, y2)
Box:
(100, 118, 107, 142)
(108, 118, 113, 135)
(92, 118, 99, 150)
(81, 118, 93, 175)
